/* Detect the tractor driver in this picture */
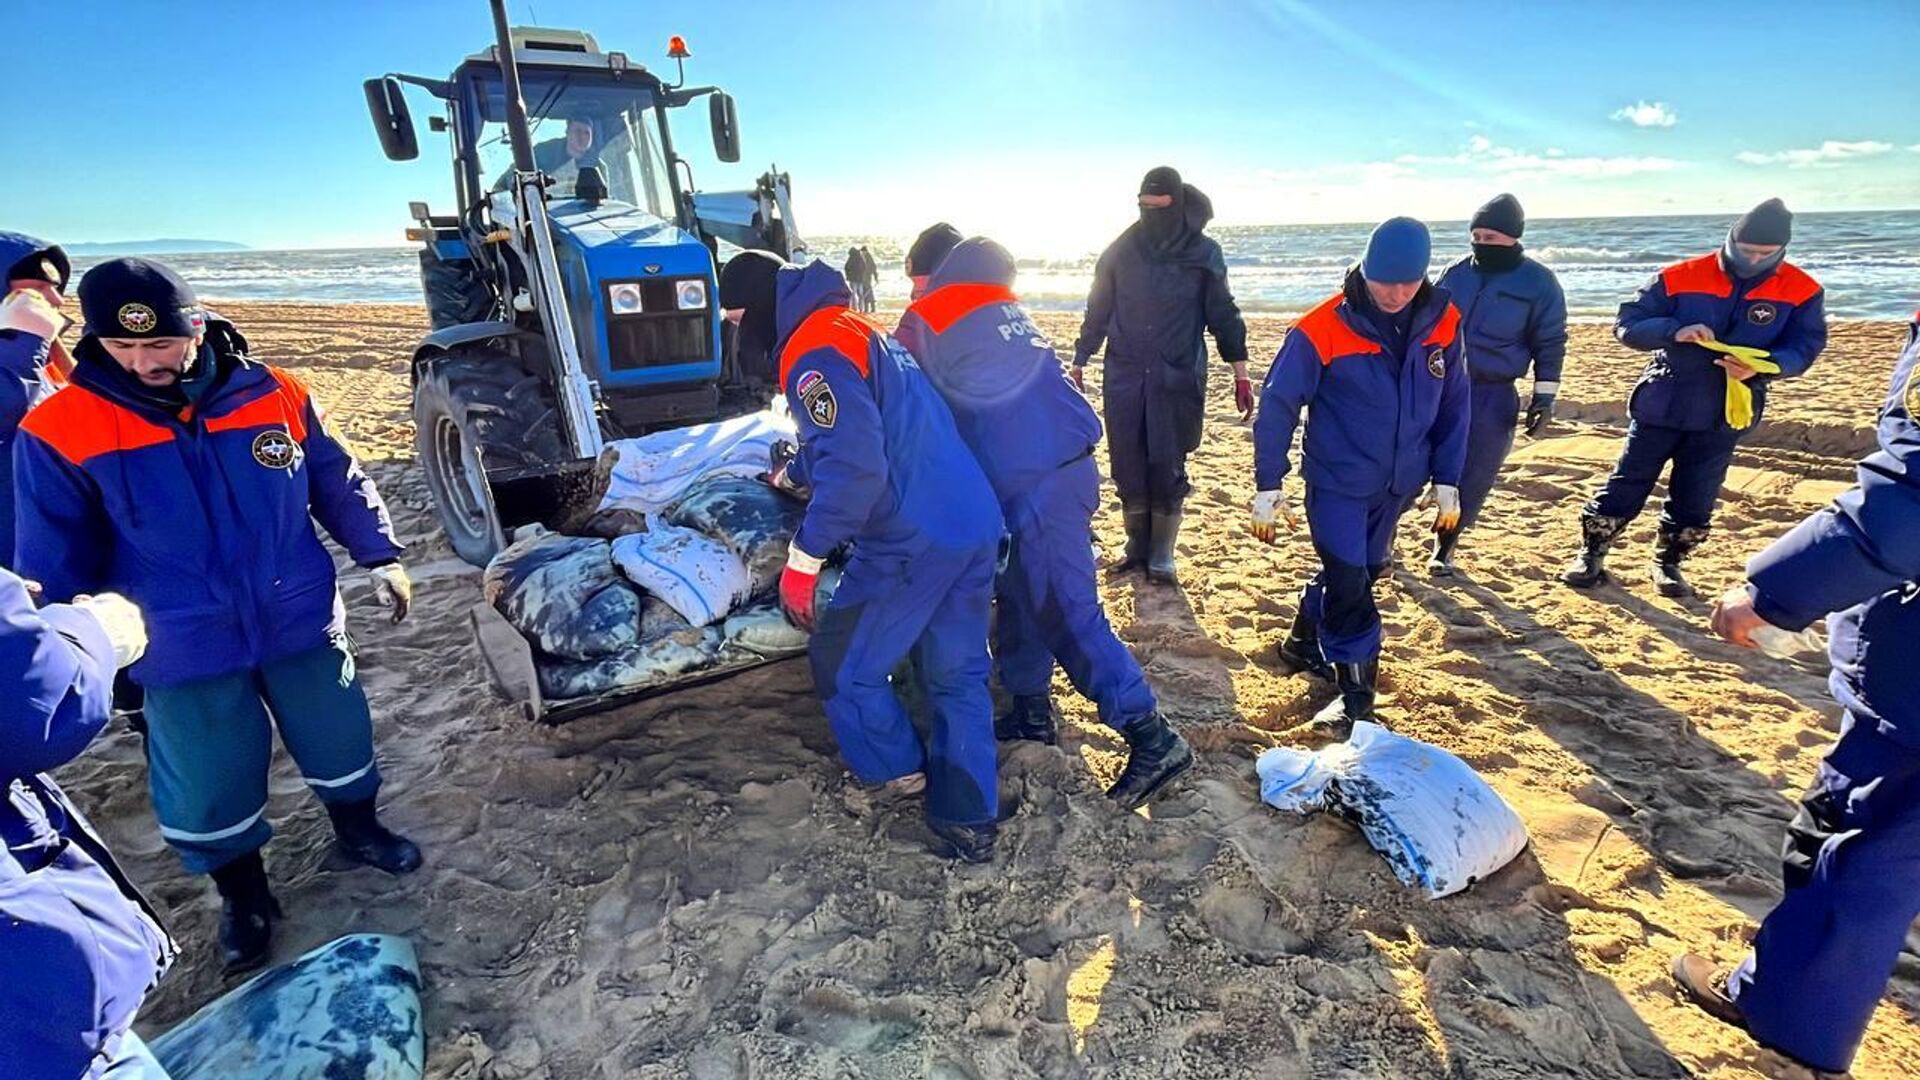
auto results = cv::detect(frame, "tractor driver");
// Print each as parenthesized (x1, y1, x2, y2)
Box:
(491, 115, 602, 196)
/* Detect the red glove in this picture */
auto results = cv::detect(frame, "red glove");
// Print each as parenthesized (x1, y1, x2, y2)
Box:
(779, 544, 824, 631)
(1068, 364, 1088, 393)
(1234, 375, 1255, 422)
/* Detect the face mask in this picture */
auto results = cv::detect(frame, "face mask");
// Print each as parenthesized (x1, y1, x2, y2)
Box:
(1472, 242, 1525, 273)
(1723, 237, 1785, 280)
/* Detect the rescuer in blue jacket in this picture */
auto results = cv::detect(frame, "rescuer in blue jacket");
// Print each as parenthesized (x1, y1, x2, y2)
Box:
(1073, 168, 1251, 585)
(1, 568, 178, 1078)
(719, 254, 1007, 862)
(1249, 218, 1470, 731)
(895, 234, 1193, 810)
(12, 259, 422, 974)
(1429, 194, 1568, 574)
(1672, 311, 1920, 1076)
(0, 231, 73, 570)
(1563, 199, 1826, 596)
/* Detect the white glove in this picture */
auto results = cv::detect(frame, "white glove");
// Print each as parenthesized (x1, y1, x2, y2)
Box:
(1429, 484, 1462, 532)
(73, 593, 148, 669)
(0, 289, 64, 339)
(368, 563, 413, 624)
(1250, 488, 1300, 544)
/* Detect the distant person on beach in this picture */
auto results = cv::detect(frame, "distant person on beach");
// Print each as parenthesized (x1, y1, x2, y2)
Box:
(1249, 217, 1469, 733)
(843, 245, 877, 313)
(1074, 167, 1250, 585)
(896, 234, 1193, 809)
(1562, 198, 1827, 595)
(11, 258, 423, 975)
(1427, 194, 1568, 575)
(905, 222, 962, 302)
(720, 253, 1006, 863)
(1, 231, 73, 569)
(1673, 312, 1920, 1076)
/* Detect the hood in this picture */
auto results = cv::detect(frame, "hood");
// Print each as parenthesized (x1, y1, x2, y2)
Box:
(1183, 184, 1215, 231)
(927, 237, 1016, 290)
(773, 260, 854, 347)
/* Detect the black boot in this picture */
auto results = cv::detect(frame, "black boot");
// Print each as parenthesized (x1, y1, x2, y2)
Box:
(1313, 660, 1379, 739)
(1652, 524, 1711, 598)
(210, 850, 281, 975)
(1146, 508, 1183, 586)
(1105, 504, 1151, 578)
(325, 798, 424, 874)
(1427, 528, 1461, 577)
(1274, 610, 1332, 681)
(1561, 514, 1629, 589)
(1105, 712, 1194, 810)
(995, 694, 1060, 745)
(928, 818, 998, 864)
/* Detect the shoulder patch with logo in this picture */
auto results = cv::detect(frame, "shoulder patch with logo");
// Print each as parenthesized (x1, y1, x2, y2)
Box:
(251, 428, 302, 470)
(796, 369, 837, 429)
(1747, 302, 1778, 326)
(117, 302, 157, 334)
(1427, 347, 1447, 378)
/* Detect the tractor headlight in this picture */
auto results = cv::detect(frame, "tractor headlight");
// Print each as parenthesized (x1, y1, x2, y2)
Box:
(608, 282, 644, 315)
(676, 279, 708, 311)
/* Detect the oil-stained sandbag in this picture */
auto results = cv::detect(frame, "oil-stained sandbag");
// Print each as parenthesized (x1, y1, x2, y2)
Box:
(611, 524, 753, 628)
(537, 626, 724, 700)
(722, 604, 810, 657)
(483, 532, 642, 661)
(662, 475, 807, 595)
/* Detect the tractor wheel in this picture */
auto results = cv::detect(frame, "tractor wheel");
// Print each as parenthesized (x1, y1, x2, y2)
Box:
(413, 349, 563, 566)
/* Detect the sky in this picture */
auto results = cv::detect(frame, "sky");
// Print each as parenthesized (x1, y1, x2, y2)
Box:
(4, 0, 1916, 256)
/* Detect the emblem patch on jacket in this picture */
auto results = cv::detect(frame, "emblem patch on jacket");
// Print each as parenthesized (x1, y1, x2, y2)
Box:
(117, 303, 157, 333)
(796, 370, 836, 429)
(1747, 302, 1778, 326)
(252, 428, 302, 469)
(1427, 347, 1447, 378)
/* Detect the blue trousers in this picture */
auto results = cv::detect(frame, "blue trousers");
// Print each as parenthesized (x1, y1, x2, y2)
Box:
(1588, 420, 1741, 529)
(1458, 381, 1520, 531)
(143, 638, 382, 875)
(1300, 487, 1403, 665)
(810, 541, 1000, 826)
(996, 456, 1157, 729)
(1729, 710, 1920, 1073)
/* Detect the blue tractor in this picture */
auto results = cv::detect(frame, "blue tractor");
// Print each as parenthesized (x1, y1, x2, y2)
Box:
(364, 4, 803, 564)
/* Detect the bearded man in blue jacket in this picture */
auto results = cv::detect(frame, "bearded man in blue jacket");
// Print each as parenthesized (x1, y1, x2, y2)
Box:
(12, 259, 421, 974)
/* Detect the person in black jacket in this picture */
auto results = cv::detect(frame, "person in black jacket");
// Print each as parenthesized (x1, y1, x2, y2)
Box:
(1073, 167, 1250, 585)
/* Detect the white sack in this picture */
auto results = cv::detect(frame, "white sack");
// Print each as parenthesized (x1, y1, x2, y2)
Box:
(612, 525, 753, 628)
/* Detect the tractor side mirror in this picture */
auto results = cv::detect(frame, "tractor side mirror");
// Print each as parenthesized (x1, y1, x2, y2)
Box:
(363, 77, 419, 162)
(710, 92, 741, 164)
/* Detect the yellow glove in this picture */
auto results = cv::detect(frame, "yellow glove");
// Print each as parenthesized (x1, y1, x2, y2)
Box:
(1699, 341, 1782, 430)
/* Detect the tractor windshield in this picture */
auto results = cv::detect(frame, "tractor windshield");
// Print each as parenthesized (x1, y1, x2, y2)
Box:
(475, 71, 677, 219)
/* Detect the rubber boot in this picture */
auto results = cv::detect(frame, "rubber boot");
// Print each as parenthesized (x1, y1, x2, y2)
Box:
(1146, 508, 1183, 586)
(1312, 660, 1379, 739)
(1105, 712, 1194, 810)
(210, 850, 281, 975)
(995, 694, 1060, 745)
(1560, 514, 1629, 589)
(1105, 504, 1151, 579)
(1652, 525, 1710, 599)
(928, 819, 998, 864)
(1427, 528, 1461, 577)
(325, 798, 424, 875)
(1274, 610, 1332, 681)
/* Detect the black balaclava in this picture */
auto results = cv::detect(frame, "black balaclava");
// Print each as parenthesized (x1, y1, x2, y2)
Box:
(718, 250, 786, 365)
(1138, 166, 1188, 256)
(1469, 193, 1527, 274)
(1472, 241, 1526, 274)
(1724, 198, 1792, 280)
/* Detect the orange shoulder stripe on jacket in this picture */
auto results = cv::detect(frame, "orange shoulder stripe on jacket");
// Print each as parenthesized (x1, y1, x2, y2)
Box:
(19, 386, 174, 466)
(1742, 262, 1822, 306)
(203, 378, 311, 443)
(906, 283, 1020, 335)
(1423, 303, 1462, 348)
(1661, 253, 1732, 298)
(1294, 293, 1379, 366)
(780, 306, 876, 390)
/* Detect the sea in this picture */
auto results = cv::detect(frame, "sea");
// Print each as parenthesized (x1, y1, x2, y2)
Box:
(68, 210, 1920, 321)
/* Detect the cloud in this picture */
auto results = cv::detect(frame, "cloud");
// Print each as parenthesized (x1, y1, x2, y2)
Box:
(1611, 101, 1678, 128)
(1734, 140, 1895, 168)
(1389, 137, 1678, 179)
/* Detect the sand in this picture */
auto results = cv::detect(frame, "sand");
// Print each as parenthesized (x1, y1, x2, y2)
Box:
(52, 300, 1918, 1078)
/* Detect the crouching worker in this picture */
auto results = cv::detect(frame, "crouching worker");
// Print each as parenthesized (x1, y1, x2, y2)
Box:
(2, 568, 177, 1076)
(1249, 218, 1469, 733)
(12, 259, 421, 974)
(719, 252, 1007, 862)
(895, 234, 1192, 809)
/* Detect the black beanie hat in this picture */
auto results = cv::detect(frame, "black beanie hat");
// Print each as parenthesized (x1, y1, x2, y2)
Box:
(1733, 198, 1793, 245)
(78, 257, 203, 338)
(6, 243, 71, 293)
(1139, 166, 1182, 199)
(718, 249, 786, 352)
(907, 222, 963, 277)
(1470, 193, 1525, 239)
